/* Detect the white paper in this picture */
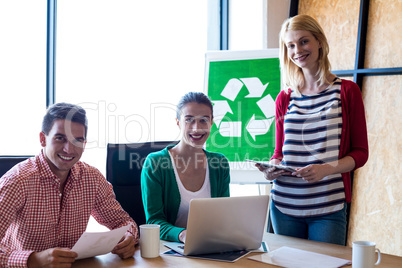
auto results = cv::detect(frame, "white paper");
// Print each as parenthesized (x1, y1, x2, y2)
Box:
(248, 246, 351, 268)
(72, 225, 129, 260)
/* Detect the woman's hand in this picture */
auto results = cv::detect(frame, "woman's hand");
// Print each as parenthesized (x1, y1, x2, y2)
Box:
(255, 159, 290, 181)
(292, 164, 330, 183)
(179, 230, 187, 243)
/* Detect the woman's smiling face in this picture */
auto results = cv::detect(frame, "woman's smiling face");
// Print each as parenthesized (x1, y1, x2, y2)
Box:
(285, 29, 321, 71)
(177, 102, 213, 149)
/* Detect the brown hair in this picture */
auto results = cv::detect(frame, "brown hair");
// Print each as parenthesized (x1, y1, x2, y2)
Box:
(42, 102, 88, 138)
(176, 92, 213, 120)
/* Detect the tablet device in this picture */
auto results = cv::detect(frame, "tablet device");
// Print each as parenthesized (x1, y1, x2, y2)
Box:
(245, 159, 296, 173)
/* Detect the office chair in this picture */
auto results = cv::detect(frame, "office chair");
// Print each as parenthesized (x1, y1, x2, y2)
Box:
(106, 141, 179, 227)
(0, 156, 33, 178)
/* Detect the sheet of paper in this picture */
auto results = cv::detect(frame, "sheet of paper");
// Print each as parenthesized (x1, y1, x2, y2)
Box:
(72, 225, 129, 260)
(248, 246, 351, 268)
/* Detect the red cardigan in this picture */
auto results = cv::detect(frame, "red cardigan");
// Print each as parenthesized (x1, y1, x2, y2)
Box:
(271, 79, 369, 202)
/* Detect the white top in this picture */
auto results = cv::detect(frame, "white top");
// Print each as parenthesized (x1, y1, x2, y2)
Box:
(169, 152, 211, 228)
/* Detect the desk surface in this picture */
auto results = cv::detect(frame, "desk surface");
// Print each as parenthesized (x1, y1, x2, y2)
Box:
(72, 233, 401, 268)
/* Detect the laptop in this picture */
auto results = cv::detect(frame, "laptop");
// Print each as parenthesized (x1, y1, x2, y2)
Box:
(164, 195, 269, 256)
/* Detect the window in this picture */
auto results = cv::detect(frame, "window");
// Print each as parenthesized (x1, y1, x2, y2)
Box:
(57, 1, 208, 174)
(0, 1, 46, 155)
(0, 1, 266, 197)
(229, 0, 264, 50)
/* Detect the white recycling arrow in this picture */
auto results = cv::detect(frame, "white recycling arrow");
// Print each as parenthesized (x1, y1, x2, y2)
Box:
(219, 121, 242, 137)
(257, 94, 275, 119)
(221, 78, 244, 101)
(212, 100, 233, 127)
(210, 77, 276, 140)
(241, 78, 269, 98)
(246, 114, 274, 141)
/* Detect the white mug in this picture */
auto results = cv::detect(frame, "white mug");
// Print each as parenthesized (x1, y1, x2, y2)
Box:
(139, 224, 160, 258)
(352, 241, 381, 268)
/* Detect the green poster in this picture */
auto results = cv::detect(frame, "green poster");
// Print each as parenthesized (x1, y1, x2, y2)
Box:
(205, 50, 280, 163)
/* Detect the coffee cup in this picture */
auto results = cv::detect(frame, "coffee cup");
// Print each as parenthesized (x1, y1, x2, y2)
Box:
(139, 224, 160, 258)
(352, 241, 381, 268)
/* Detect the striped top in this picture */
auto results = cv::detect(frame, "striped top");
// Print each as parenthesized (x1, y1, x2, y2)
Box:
(271, 78, 345, 217)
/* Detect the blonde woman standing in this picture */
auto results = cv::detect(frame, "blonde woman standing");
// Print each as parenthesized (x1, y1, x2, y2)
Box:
(256, 15, 368, 245)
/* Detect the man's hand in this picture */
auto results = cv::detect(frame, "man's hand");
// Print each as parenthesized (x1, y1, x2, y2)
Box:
(111, 233, 135, 259)
(28, 247, 77, 268)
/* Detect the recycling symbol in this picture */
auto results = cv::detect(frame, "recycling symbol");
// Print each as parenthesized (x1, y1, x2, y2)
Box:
(211, 77, 275, 141)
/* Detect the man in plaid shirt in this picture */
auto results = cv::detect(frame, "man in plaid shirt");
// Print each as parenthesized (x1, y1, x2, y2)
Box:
(0, 103, 139, 267)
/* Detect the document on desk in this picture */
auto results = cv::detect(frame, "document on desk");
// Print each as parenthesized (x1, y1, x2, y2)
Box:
(72, 225, 129, 260)
(248, 246, 351, 268)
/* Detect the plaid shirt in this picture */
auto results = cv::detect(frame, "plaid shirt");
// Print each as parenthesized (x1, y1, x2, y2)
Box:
(0, 151, 139, 267)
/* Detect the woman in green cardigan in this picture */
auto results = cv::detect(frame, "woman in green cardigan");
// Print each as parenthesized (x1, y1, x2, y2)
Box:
(141, 92, 230, 242)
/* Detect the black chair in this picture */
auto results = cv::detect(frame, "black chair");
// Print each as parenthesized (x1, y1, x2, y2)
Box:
(106, 141, 178, 227)
(0, 156, 33, 178)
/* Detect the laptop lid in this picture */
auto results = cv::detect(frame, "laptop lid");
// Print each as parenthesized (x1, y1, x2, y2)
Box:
(181, 195, 269, 256)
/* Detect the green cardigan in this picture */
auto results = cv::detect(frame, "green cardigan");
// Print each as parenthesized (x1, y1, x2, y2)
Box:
(140, 145, 230, 242)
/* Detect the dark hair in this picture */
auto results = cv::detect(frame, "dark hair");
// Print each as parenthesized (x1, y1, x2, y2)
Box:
(42, 102, 88, 138)
(176, 92, 213, 119)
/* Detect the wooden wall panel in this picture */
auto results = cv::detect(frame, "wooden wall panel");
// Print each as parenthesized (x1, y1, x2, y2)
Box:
(298, 0, 360, 71)
(349, 75, 402, 256)
(365, 0, 402, 68)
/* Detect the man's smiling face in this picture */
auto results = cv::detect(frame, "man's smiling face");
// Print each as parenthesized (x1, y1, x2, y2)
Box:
(40, 119, 86, 179)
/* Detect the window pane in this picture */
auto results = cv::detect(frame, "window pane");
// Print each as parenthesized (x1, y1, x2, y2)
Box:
(229, 0, 264, 50)
(57, 0, 208, 174)
(0, 1, 46, 155)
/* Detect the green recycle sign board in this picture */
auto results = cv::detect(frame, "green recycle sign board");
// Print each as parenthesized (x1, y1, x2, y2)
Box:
(205, 55, 281, 162)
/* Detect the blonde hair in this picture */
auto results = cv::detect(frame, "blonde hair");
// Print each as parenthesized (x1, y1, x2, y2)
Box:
(279, 14, 332, 93)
